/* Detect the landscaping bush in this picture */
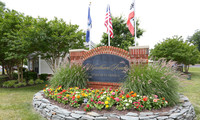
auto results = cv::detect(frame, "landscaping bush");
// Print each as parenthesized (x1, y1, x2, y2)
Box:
(50, 64, 88, 89)
(2, 80, 18, 88)
(40, 73, 48, 81)
(14, 82, 27, 88)
(35, 79, 44, 84)
(23, 71, 37, 80)
(0, 76, 8, 87)
(122, 59, 180, 106)
(13, 72, 18, 79)
(28, 79, 34, 85)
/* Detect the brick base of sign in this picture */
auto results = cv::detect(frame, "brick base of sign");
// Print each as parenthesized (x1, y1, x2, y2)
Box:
(33, 91, 196, 120)
(87, 82, 122, 89)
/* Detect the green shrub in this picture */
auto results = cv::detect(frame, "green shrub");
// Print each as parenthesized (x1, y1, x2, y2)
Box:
(0, 76, 8, 87)
(40, 73, 48, 81)
(122, 59, 180, 106)
(50, 64, 88, 89)
(14, 82, 27, 88)
(23, 71, 37, 80)
(35, 79, 44, 84)
(28, 79, 34, 85)
(13, 72, 18, 79)
(2, 80, 18, 88)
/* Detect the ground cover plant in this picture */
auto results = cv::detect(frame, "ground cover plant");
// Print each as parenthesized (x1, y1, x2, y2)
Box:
(2, 78, 44, 88)
(44, 86, 168, 112)
(123, 59, 180, 106)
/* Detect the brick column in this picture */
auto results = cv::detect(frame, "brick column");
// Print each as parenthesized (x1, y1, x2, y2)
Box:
(69, 49, 88, 64)
(129, 46, 149, 64)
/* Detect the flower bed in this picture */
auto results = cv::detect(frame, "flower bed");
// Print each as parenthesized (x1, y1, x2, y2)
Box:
(43, 86, 168, 112)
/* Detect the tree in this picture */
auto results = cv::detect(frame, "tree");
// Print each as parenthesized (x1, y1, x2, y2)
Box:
(98, 16, 144, 51)
(0, 7, 35, 81)
(188, 30, 200, 51)
(32, 17, 85, 73)
(0, 1, 5, 75)
(150, 36, 200, 73)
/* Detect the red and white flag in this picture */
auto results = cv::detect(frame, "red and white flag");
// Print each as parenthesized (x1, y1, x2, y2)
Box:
(104, 4, 114, 38)
(127, 0, 135, 36)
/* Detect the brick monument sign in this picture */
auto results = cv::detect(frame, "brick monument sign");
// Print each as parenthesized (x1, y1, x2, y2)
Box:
(69, 46, 149, 89)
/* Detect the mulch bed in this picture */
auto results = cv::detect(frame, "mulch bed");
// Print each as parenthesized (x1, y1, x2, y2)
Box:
(42, 94, 173, 115)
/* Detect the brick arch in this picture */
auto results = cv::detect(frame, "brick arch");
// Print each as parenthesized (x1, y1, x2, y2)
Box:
(82, 46, 130, 62)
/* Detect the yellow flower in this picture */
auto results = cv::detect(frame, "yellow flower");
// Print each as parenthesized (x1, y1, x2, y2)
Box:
(89, 93, 91, 96)
(105, 105, 109, 108)
(105, 101, 109, 105)
(70, 88, 73, 90)
(107, 97, 110, 101)
(66, 94, 70, 97)
(122, 96, 124, 99)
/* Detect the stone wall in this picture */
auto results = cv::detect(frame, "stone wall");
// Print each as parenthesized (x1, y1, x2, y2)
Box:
(33, 91, 196, 120)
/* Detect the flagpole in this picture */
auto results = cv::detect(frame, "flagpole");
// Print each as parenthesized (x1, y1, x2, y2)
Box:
(134, 0, 137, 46)
(108, 5, 110, 46)
(89, 2, 92, 50)
(108, 32, 110, 46)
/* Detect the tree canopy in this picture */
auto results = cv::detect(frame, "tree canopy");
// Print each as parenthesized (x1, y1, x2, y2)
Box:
(188, 30, 200, 51)
(32, 17, 85, 72)
(98, 16, 144, 51)
(0, 3, 86, 81)
(150, 36, 200, 73)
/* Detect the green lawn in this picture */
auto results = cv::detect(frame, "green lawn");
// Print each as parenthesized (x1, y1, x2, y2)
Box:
(0, 67, 199, 120)
(179, 67, 200, 120)
(0, 84, 46, 120)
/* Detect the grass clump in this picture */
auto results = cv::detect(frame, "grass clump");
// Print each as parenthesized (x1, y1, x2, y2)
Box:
(35, 79, 44, 84)
(50, 64, 88, 89)
(13, 82, 27, 88)
(28, 79, 35, 85)
(2, 80, 17, 88)
(122, 59, 180, 106)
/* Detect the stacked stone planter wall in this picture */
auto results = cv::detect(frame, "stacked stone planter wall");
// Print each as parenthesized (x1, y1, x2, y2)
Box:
(33, 91, 196, 120)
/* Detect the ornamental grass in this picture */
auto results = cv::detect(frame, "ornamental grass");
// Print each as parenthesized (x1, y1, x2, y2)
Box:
(50, 64, 88, 89)
(122, 59, 180, 106)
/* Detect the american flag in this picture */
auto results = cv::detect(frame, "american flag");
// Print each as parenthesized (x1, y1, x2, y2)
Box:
(104, 4, 114, 38)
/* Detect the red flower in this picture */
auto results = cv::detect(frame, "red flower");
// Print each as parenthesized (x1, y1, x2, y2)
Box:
(84, 109, 86, 111)
(162, 97, 165, 100)
(126, 94, 130, 98)
(87, 104, 90, 108)
(111, 96, 114, 99)
(143, 97, 148, 102)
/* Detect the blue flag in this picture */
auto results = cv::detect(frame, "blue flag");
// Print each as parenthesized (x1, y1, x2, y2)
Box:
(86, 4, 92, 43)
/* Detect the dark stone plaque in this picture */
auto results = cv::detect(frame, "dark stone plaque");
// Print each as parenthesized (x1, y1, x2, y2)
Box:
(83, 54, 129, 83)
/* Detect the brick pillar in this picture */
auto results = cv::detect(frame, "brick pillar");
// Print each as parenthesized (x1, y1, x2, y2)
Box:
(69, 49, 88, 64)
(129, 46, 149, 64)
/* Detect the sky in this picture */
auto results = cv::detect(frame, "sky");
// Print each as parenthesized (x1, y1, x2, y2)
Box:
(2, 0, 200, 49)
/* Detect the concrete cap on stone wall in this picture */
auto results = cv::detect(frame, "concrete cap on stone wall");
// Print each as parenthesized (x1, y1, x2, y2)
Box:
(69, 49, 88, 52)
(129, 46, 149, 49)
